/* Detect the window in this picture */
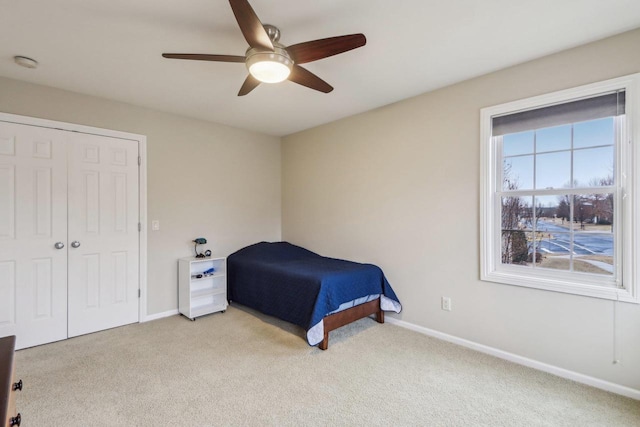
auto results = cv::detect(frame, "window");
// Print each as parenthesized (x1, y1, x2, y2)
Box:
(480, 74, 640, 302)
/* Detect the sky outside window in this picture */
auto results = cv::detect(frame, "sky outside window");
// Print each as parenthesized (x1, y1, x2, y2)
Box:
(503, 117, 614, 190)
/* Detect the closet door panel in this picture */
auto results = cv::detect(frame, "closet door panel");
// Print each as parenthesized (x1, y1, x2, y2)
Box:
(67, 133, 139, 337)
(0, 122, 68, 349)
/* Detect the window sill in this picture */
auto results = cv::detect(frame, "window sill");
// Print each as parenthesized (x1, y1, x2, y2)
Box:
(481, 268, 638, 303)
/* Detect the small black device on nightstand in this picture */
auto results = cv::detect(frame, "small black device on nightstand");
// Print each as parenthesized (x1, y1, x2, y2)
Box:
(193, 238, 207, 258)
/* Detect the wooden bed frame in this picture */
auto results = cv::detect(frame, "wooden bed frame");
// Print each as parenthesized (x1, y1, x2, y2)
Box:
(318, 297, 384, 350)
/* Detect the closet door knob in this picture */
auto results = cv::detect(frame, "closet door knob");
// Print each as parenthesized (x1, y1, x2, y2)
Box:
(71, 241, 81, 248)
(12, 379, 22, 391)
(54, 242, 65, 249)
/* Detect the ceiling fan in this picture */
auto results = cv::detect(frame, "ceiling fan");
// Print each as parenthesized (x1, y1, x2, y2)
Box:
(162, 0, 366, 96)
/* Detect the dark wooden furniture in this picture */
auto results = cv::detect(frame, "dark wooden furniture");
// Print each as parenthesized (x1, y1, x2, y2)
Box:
(0, 336, 21, 427)
(319, 298, 384, 350)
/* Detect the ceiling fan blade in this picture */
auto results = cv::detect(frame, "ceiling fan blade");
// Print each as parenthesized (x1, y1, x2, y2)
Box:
(229, 0, 273, 51)
(238, 74, 261, 96)
(162, 53, 245, 63)
(288, 65, 333, 93)
(287, 34, 366, 64)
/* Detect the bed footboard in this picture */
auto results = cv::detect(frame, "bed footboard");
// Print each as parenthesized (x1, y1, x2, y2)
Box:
(318, 298, 383, 350)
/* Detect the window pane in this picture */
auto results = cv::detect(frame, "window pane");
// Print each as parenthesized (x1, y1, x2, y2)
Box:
(534, 195, 560, 220)
(593, 195, 614, 231)
(503, 131, 534, 156)
(503, 156, 533, 190)
(574, 231, 614, 254)
(501, 230, 532, 265)
(538, 231, 572, 255)
(573, 147, 614, 187)
(501, 196, 533, 231)
(536, 124, 571, 153)
(520, 200, 534, 231)
(538, 231, 572, 272)
(572, 233, 613, 276)
(534, 196, 564, 238)
(573, 257, 613, 276)
(574, 193, 614, 229)
(574, 117, 614, 149)
(536, 151, 571, 189)
(557, 201, 571, 224)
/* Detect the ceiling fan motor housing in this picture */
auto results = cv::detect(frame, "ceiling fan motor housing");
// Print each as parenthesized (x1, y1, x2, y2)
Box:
(263, 24, 281, 42)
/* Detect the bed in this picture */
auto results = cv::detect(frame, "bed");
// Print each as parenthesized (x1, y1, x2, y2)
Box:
(227, 241, 402, 349)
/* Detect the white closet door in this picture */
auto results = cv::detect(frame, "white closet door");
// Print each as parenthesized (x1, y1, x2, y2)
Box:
(67, 132, 139, 337)
(0, 122, 68, 349)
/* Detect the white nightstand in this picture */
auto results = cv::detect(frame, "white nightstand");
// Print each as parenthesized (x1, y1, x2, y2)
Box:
(178, 257, 228, 320)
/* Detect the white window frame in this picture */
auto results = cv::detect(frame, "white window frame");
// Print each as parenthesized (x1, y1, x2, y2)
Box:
(480, 74, 640, 303)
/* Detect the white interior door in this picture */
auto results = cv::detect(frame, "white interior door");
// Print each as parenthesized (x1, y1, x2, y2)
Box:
(0, 122, 68, 349)
(67, 132, 140, 337)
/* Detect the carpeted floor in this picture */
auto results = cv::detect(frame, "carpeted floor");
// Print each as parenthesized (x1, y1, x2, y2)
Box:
(14, 305, 640, 426)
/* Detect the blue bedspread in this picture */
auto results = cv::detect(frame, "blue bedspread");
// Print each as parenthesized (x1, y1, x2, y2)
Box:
(227, 242, 401, 345)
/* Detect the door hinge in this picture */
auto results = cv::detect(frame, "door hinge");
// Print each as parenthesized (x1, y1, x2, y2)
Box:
(138, 222, 141, 232)
(138, 156, 141, 166)
(138, 289, 141, 298)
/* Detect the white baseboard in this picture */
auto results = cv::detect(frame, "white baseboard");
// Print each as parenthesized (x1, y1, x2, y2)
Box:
(142, 309, 179, 322)
(385, 317, 640, 401)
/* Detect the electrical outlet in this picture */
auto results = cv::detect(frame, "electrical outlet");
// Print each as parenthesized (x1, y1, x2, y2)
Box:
(151, 220, 160, 231)
(441, 296, 452, 311)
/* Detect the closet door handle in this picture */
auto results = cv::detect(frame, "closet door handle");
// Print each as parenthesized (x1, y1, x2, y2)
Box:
(71, 241, 81, 248)
(54, 242, 65, 249)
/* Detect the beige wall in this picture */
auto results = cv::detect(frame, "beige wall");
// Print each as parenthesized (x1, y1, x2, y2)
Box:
(282, 29, 640, 390)
(0, 76, 281, 315)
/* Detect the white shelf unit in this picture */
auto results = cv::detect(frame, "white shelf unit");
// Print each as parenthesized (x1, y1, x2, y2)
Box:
(178, 257, 227, 320)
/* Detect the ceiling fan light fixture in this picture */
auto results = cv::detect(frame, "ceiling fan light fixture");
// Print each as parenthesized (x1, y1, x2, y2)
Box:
(246, 46, 292, 83)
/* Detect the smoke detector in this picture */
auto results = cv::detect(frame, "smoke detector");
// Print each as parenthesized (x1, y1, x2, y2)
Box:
(14, 56, 38, 69)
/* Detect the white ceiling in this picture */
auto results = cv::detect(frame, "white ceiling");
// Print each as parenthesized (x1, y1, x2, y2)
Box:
(2, 0, 640, 136)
